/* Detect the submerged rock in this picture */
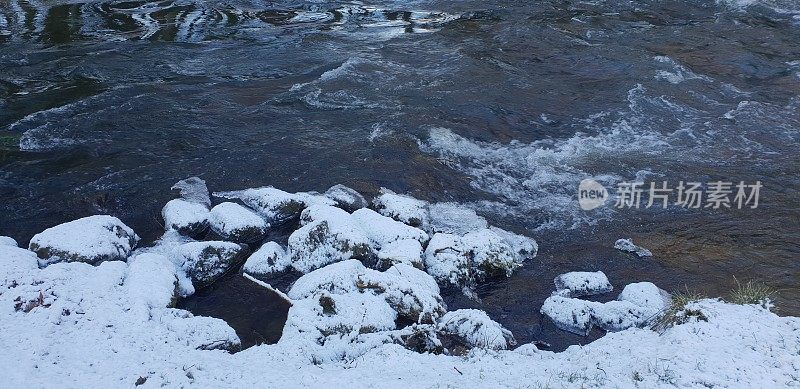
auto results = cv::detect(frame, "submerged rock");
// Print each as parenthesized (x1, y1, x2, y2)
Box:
(208, 202, 269, 243)
(242, 242, 291, 277)
(324, 184, 368, 212)
(162, 199, 209, 237)
(553, 271, 613, 297)
(29, 215, 139, 267)
(171, 176, 211, 207)
(373, 188, 429, 227)
(0, 236, 18, 247)
(614, 238, 653, 257)
(437, 309, 516, 351)
(176, 241, 248, 289)
(287, 205, 373, 273)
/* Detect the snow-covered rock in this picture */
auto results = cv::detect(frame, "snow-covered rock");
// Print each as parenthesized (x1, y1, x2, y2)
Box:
(171, 176, 211, 207)
(0, 246, 39, 288)
(463, 228, 521, 278)
(162, 199, 209, 237)
(614, 238, 653, 257)
(288, 260, 446, 323)
(350, 208, 429, 247)
(215, 186, 334, 223)
(377, 239, 424, 270)
(125, 253, 179, 311)
(426, 202, 487, 235)
(553, 271, 613, 297)
(541, 282, 671, 335)
(176, 241, 247, 289)
(324, 184, 368, 212)
(423, 233, 470, 286)
(489, 226, 539, 259)
(373, 188, 429, 227)
(437, 309, 516, 351)
(163, 312, 241, 352)
(242, 242, 290, 277)
(287, 205, 373, 273)
(208, 202, 269, 243)
(0, 236, 18, 247)
(29, 215, 139, 267)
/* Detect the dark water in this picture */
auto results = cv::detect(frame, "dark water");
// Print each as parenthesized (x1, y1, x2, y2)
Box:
(2, 0, 799, 351)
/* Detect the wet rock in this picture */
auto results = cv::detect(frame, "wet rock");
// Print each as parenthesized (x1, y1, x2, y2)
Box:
(287, 205, 373, 273)
(373, 188, 429, 227)
(0, 236, 18, 247)
(215, 186, 334, 223)
(553, 271, 613, 297)
(242, 242, 290, 277)
(171, 177, 211, 207)
(324, 184, 368, 212)
(176, 241, 248, 289)
(436, 309, 516, 351)
(614, 238, 653, 257)
(208, 202, 269, 243)
(426, 202, 487, 235)
(29, 215, 139, 267)
(376, 239, 424, 270)
(161, 199, 209, 238)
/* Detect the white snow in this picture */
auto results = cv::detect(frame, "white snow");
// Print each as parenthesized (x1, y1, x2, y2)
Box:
(215, 186, 335, 222)
(553, 271, 613, 297)
(208, 202, 269, 242)
(350, 208, 429, 247)
(28, 215, 139, 267)
(175, 240, 246, 288)
(423, 233, 469, 285)
(426, 202, 488, 234)
(614, 238, 653, 257)
(373, 188, 429, 227)
(243, 241, 290, 276)
(324, 184, 367, 212)
(377, 239, 424, 269)
(171, 176, 211, 207)
(288, 205, 373, 273)
(437, 309, 516, 350)
(0, 236, 18, 247)
(162, 198, 209, 234)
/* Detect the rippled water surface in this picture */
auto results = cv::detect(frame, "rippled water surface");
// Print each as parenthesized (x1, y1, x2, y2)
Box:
(2, 0, 799, 350)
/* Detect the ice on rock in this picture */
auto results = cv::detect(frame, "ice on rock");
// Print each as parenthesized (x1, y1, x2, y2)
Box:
(288, 205, 373, 273)
(29, 215, 139, 267)
(324, 184, 368, 212)
(553, 271, 613, 297)
(125, 253, 179, 311)
(350, 208, 429, 247)
(437, 309, 516, 350)
(171, 176, 211, 207)
(614, 238, 653, 257)
(176, 241, 247, 289)
(541, 282, 671, 335)
(377, 239, 424, 269)
(0, 236, 18, 247)
(215, 186, 334, 223)
(426, 202, 488, 235)
(243, 242, 291, 277)
(288, 260, 446, 323)
(209, 202, 269, 243)
(373, 188, 429, 227)
(162, 199, 209, 237)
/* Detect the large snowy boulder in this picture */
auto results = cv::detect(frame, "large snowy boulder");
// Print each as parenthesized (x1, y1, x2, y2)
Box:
(350, 208, 429, 247)
(125, 253, 180, 312)
(541, 282, 671, 335)
(324, 184, 368, 212)
(242, 242, 291, 277)
(553, 271, 613, 297)
(373, 188, 429, 227)
(162, 199, 210, 237)
(288, 260, 446, 323)
(0, 246, 39, 288)
(29, 215, 139, 267)
(376, 239, 424, 270)
(215, 186, 334, 223)
(176, 241, 247, 288)
(287, 205, 373, 273)
(208, 202, 269, 243)
(437, 309, 516, 351)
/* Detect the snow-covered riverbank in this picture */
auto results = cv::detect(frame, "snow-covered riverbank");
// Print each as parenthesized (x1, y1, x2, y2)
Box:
(1, 180, 798, 388)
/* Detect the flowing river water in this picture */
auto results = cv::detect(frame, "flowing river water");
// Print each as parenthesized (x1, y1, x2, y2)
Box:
(1, 0, 799, 350)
